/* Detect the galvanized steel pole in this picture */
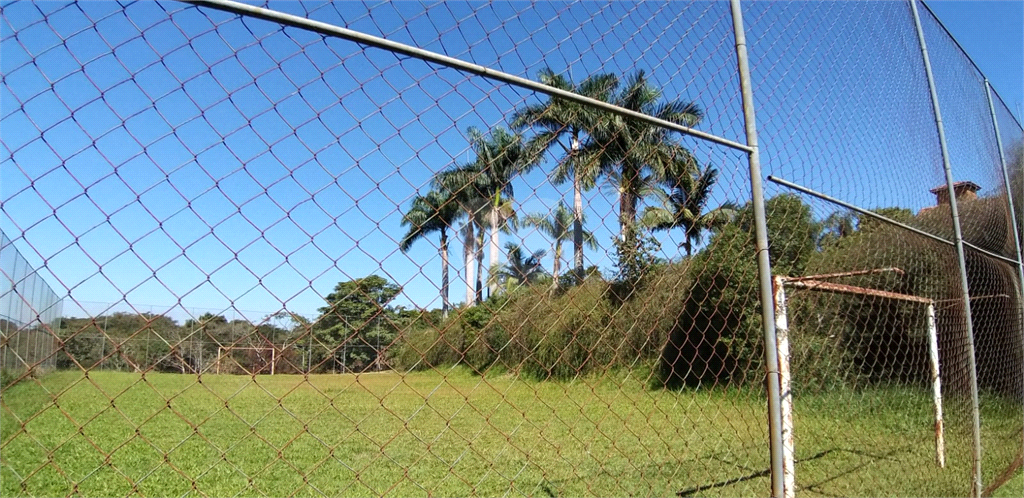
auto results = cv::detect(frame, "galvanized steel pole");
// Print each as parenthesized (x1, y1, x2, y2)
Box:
(729, 1, 787, 497)
(909, 1, 984, 495)
(985, 78, 1024, 463)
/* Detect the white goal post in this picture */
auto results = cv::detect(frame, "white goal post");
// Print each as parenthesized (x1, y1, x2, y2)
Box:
(216, 346, 277, 375)
(771, 268, 944, 498)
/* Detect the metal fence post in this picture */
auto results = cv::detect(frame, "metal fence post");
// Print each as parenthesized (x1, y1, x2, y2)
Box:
(729, 1, 786, 497)
(909, 0, 984, 495)
(984, 78, 1024, 467)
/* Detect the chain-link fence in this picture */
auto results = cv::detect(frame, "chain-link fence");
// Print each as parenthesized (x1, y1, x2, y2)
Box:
(1, 0, 1021, 496)
(1, 230, 62, 380)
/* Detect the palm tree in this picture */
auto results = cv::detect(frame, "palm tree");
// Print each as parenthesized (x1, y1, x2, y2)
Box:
(399, 190, 460, 318)
(435, 126, 541, 299)
(432, 168, 487, 306)
(578, 70, 703, 245)
(487, 242, 548, 293)
(641, 163, 737, 257)
(519, 201, 598, 285)
(512, 68, 618, 279)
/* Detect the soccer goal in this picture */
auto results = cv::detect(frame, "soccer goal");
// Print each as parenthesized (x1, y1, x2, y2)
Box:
(772, 268, 944, 498)
(216, 346, 277, 375)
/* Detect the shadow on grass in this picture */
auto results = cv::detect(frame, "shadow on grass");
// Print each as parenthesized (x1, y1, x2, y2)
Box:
(676, 447, 904, 497)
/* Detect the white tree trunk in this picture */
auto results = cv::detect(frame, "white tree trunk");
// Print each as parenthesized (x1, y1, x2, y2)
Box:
(573, 172, 584, 279)
(570, 132, 585, 280)
(463, 222, 475, 306)
(440, 231, 449, 319)
(475, 225, 485, 304)
(489, 207, 500, 298)
(552, 241, 561, 284)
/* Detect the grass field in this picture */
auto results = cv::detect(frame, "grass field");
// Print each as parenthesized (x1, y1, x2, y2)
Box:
(1, 369, 1021, 497)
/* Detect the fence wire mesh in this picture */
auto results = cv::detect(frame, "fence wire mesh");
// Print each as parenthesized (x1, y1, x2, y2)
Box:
(0, 0, 1021, 496)
(1, 230, 63, 377)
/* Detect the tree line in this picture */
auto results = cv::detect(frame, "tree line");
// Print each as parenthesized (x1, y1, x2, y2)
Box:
(399, 68, 737, 316)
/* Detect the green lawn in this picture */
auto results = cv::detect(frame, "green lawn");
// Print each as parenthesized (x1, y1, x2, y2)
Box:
(1, 369, 1020, 497)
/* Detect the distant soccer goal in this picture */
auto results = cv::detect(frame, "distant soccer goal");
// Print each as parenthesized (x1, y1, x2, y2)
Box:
(772, 268, 945, 498)
(216, 346, 279, 375)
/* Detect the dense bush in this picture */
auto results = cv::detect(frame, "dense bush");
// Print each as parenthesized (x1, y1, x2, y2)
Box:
(392, 184, 1023, 399)
(392, 264, 694, 382)
(660, 194, 819, 388)
(794, 225, 951, 393)
(793, 188, 1022, 398)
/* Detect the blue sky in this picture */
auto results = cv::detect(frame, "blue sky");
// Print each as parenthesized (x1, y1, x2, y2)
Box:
(1, 1, 1021, 325)
(925, 0, 1023, 122)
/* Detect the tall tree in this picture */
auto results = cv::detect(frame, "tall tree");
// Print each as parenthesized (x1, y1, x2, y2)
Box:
(435, 126, 540, 300)
(519, 201, 597, 285)
(578, 70, 703, 246)
(512, 68, 618, 279)
(640, 164, 737, 257)
(434, 165, 488, 306)
(400, 190, 460, 318)
(313, 275, 401, 372)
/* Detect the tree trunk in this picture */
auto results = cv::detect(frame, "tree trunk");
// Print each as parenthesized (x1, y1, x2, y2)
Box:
(619, 162, 639, 244)
(572, 132, 584, 280)
(440, 230, 449, 319)
(552, 240, 562, 289)
(464, 222, 475, 306)
(619, 188, 636, 244)
(475, 224, 485, 304)
(488, 204, 500, 298)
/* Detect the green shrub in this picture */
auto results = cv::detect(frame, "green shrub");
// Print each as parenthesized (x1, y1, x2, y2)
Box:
(659, 194, 819, 389)
(1, 368, 16, 389)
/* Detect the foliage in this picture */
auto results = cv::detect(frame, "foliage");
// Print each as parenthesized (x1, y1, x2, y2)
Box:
(53, 311, 293, 374)
(433, 126, 543, 301)
(512, 68, 618, 278)
(394, 258, 699, 383)
(611, 230, 664, 290)
(575, 70, 703, 247)
(487, 242, 549, 293)
(491, 278, 613, 380)
(312, 275, 402, 372)
(518, 201, 598, 285)
(804, 191, 1023, 397)
(641, 163, 737, 257)
(661, 194, 820, 388)
(1, 368, 16, 389)
(400, 190, 460, 317)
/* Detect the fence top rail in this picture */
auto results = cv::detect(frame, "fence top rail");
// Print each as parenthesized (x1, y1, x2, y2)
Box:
(768, 176, 1024, 267)
(179, 0, 755, 154)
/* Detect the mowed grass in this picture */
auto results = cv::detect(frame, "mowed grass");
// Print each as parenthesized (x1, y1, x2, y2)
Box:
(1, 369, 1021, 497)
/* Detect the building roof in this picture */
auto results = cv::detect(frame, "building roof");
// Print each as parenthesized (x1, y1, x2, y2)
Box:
(929, 181, 981, 194)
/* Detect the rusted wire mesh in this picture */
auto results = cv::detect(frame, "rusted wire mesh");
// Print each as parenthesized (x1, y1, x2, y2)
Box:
(0, 1, 1021, 496)
(748, 1, 1024, 496)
